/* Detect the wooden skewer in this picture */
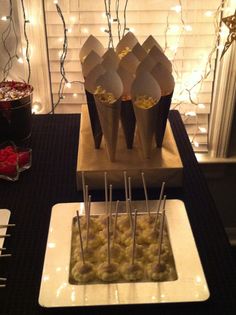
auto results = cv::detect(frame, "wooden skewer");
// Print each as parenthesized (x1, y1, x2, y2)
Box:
(107, 216, 111, 266)
(104, 172, 108, 215)
(0, 248, 6, 251)
(86, 195, 91, 248)
(141, 172, 150, 217)
(153, 182, 165, 231)
(0, 235, 10, 238)
(113, 200, 119, 243)
(76, 211, 85, 265)
(0, 224, 15, 228)
(132, 210, 138, 265)
(123, 171, 128, 213)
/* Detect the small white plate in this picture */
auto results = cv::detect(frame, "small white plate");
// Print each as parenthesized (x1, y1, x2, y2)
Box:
(0, 209, 11, 252)
(39, 200, 209, 307)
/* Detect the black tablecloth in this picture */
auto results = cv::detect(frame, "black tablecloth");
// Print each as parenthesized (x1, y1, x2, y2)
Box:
(0, 111, 236, 315)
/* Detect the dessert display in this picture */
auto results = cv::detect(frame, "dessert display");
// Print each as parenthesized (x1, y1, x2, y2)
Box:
(69, 172, 177, 285)
(80, 32, 175, 161)
(69, 210, 177, 284)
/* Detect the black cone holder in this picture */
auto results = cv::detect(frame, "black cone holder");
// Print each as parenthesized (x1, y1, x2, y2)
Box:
(120, 100, 136, 149)
(85, 90, 103, 149)
(155, 92, 173, 148)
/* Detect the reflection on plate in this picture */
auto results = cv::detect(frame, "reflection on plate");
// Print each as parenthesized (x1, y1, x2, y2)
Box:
(39, 200, 209, 307)
(0, 209, 11, 251)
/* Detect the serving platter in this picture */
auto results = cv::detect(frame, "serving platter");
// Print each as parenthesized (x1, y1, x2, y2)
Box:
(0, 209, 11, 252)
(39, 200, 209, 307)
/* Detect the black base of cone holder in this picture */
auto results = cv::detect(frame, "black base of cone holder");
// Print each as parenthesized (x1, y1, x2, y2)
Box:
(85, 90, 103, 149)
(120, 100, 136, 149)
(76, 105, 183, 189)
(155, 93, 173, 148)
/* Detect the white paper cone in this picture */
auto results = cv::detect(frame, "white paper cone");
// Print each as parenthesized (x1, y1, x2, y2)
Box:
(119, 52, 140, 75)
(132, 43, 147, 61)
(84, 64, 105, 94)
(131, 72, 161, 159)
(148, 46, 172, 73)
(151, 63, 175, 96)
(102, 48, 120, 71)
(117, 64, 134, 99)
(142, 35, 164, 53)
(80, 35, 105, 63)
(116, 32, 138, 55)
(136, 55, 156, 76)
(82, 50, 102, 78)
(94, 71, 123, 161)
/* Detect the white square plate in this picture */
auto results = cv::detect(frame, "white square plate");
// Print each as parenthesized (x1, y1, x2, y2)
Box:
(39, 200, 209, 307)
(0, 209, 11, 252)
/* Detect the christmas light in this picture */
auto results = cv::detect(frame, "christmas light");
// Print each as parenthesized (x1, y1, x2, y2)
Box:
(184, 25, 192, 32)
(65, 82, 72, 88)
(17, 57, 24, 64)
(185, 111, 197, 117)
(193, 141, 199, 148)
(171, 5, 182, 13)
(199, 127, 207, 133)
(1, 16, 9, 21)
(198, 103, 206, 109)
(73, 93, 78, 97)
(204, 11, 213, 17)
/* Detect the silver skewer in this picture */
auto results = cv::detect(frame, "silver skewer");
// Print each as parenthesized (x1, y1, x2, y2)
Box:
(0, 235, 10, 238)
(141, 172, 150, 217)
(0, 224, 15, 228)
(0, 277, 7, 288)
(0, 254, 12, 258)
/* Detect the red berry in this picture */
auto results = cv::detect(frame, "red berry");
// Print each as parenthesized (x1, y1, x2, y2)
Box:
(0, 162, 17, 177)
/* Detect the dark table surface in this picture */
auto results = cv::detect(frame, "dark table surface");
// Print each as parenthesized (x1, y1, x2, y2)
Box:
(0, 111, 236, 315)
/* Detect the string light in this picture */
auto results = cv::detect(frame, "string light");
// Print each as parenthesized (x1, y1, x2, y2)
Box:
(171, 5, 182, 13)
(46, 1, 83, 114)
(1, 16, 9, 21)
(199, 127, 207, 133)
(1, 0, 20, 81)
(21, 0, 31, 83)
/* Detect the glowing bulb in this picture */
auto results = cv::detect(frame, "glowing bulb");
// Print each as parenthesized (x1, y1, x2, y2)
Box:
(66, 82, 71, 88)
(170, 44, 179, 52)
(58, 50, 63, 57)
(184, 25, 192, 32)
(53, 0, 58, 4)
(169, 25, 180, 33)
(198, 103, 205, 109)
(102, 12, 106, 19)
(67, 28, 72, 33)
(69, 16, 76, 23)
(185, 111, 197, 117)
(17, 57, 24, 64)
(129, 27, 135, 33)
(32, 101, 42, 114)
(204, 11, 213, 17)
(1, 16, 9, 21)
(199, 127, 207, 133)
(100, 27, 106, 33)
(59, 37, 63, 42)
(193, 141, 199, 148)
(217, 44, 225, 50)
(171, 5, 181, 13)
(82, 28, 89, 34)
(73, 93, 78, 97)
